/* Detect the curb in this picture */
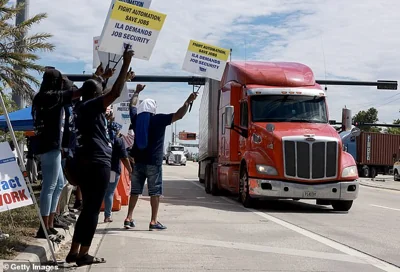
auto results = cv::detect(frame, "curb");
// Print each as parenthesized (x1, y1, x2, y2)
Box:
(359, 182, 400, 192)
(3, 224, 75, 265)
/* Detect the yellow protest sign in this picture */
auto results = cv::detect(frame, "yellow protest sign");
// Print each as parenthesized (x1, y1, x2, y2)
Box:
(187, 40, 230, 62)
(182, 39, 230, 81)
(98, 0, 167, 59)
(110, 2, 166, 31)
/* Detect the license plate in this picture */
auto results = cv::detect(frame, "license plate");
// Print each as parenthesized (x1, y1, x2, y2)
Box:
(303, 191, 317, 198)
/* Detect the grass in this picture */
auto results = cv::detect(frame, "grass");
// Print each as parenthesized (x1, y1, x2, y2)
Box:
(0, 184, 41, 260)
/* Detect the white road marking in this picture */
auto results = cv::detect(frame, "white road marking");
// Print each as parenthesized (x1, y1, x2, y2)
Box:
(218, 199, 400, 272)
(360, 184, 400, 194)
(189, 180, 206, 190)
(107, 231, 365, 264)
(370, 204, 400, 212)
(187, 181, 400, 271)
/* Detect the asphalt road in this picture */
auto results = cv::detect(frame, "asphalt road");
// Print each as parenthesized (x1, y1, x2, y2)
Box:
(76, 162, 400, 272)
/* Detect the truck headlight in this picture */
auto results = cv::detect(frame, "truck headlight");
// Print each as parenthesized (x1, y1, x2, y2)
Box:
(256, 165, 278, 175)
(341, 166, 358, 178)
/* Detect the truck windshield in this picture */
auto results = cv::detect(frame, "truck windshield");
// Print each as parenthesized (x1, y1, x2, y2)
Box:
(171, 147, 184, 151)
(251, 95, 328, 123)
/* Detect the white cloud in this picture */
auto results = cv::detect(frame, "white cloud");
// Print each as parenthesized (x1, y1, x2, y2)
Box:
(24, 0, 400, 148)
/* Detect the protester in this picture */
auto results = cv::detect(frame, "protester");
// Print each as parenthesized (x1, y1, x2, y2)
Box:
(65, 47, 134, 266)
(73, 187, 83, 211)
(103, 123, 132, 222)
(26, 136, 38, 183)
(56, 93, 79, 227)
(124, 87, 198, 230)
(31, 69, 84, 242)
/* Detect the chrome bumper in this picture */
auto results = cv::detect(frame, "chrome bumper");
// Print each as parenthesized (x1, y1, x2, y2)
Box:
(249, 179, 359, 201)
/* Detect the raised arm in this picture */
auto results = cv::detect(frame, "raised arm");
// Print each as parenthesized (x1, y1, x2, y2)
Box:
(129, 84, 146, 107)
(171, 92, 198, 123)
(129, 84, 146, 125)
(102, 48, 134, 108)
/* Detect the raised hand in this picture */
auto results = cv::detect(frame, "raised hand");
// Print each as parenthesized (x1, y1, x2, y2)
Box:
(126, 67, 136, 81)
(103, 67, 116, 79)
(186, 92, 199, 103)
(136, 84, 146, 93)
(123, 45, 134, 63)
(95, 62, 104, 76)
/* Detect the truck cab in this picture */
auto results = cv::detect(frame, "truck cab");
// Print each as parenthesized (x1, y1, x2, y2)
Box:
(199, 61, 360, 211)
(166, 144, 187, 166)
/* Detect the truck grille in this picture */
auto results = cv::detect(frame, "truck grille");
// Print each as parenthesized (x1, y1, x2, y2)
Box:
(175, 154, 181, 162)
(283, 138, 338, 180)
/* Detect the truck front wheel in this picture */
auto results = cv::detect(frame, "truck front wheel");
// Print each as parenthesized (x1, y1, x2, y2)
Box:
(239, 168, 256, 208)
(331, 200, 353, 212)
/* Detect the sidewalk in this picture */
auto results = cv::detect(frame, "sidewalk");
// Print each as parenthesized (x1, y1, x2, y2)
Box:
(359, 176, 400, 191)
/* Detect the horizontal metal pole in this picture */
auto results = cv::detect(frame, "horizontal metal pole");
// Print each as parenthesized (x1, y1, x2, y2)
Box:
(356, 123, 400, 128)
(316, 80, 398, 90)
(64, 74, 398, 90)
(330, 121, 400, 128)
(65, 74, 206, 85)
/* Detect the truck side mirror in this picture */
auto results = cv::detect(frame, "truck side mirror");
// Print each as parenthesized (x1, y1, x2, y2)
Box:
(224, 106, 234, 129)
(350, 127, 361, 137)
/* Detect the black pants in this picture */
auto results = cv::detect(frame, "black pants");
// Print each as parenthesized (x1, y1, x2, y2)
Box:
(72, 162, 110, 247)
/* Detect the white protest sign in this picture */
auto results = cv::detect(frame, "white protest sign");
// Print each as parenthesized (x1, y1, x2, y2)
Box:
(93, 36, 101, 68)
(98, 1, 167, 59)
(0, 142, 33, 213)
(93, 0, 152, 68)
(113, 101, 131, 135)
(182, 40, 230, 81)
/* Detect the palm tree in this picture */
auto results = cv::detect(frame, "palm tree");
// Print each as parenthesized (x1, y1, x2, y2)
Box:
(0, 0, 55, 102)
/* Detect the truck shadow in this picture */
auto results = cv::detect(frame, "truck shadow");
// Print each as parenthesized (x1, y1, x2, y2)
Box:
(136, 179, 339, 214)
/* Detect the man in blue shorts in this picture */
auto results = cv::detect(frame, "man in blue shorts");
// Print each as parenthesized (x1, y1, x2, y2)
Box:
(124, 86, 198, 230)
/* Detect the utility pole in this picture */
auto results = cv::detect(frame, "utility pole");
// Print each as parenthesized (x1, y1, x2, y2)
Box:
(12, 0, 29, 109)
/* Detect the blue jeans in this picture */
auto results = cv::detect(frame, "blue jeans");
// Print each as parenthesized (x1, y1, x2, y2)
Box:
(104, 171, 121, 218)
(40, 150, 65, 216)
(130, 164, 163, 196)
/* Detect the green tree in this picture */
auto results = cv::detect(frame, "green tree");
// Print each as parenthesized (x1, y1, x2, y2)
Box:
(0, 0, 54, 101)
(352, 107, 381, 132)
(386, 119, 400, 134)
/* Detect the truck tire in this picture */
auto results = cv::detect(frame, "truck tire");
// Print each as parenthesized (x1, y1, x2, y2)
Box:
(239, 168, 256, 208)
(199, 162, 205, 183)
(210, 165, 220, 196)
(394, 170, 400, 181)
(362, 167, 369, 178)
(370, 167, 377, 178)
(205, 164, 211, 194)
(331, 200, 353, 212)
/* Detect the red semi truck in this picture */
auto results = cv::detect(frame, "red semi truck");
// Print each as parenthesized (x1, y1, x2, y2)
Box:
(198, 61, 361, 211)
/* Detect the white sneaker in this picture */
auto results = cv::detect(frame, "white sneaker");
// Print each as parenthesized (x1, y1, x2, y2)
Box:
(0, 232, 9, 241)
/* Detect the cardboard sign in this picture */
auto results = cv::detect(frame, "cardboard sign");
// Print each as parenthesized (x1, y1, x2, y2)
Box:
(182, 40, 230, 81)
(113, 96, 142, 135)
(98, 1, 167, 59)
(0, 142, 33, 213)
(93, 36, 101, 68)
(93, 0, 152, 68)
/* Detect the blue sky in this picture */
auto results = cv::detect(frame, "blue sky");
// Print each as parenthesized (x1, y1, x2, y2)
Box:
(8, 0, 400, 150)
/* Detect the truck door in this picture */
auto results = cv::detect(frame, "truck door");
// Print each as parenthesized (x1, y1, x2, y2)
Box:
(239, 100, 248, 153)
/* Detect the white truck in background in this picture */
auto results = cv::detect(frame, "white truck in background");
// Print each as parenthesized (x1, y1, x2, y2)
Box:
(166, 144, 187, 166)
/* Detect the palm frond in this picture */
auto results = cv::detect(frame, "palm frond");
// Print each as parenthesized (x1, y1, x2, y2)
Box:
(0, 0, 55, 101)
